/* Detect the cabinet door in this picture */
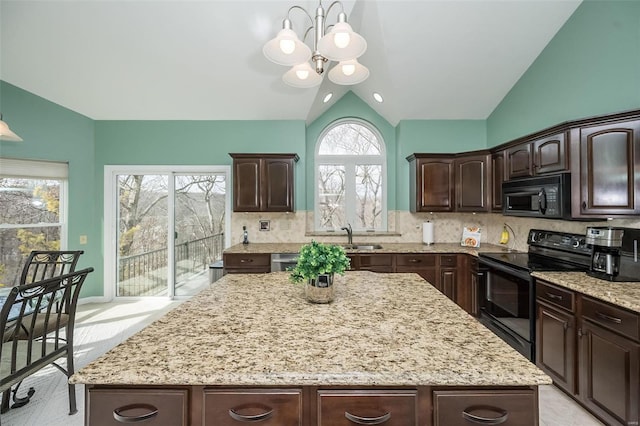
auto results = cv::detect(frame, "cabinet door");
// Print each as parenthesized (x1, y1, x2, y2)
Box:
(86, 388, 189, 426)
(455, 153, 490, 212)
(577, 120, 640, 216)
(506, 143, 533, 179)
(579, 321, 639, 426)
(536, 302, 576, 395)
(413, 157, 455, 212)
(440, 268, 457, 302)
(357, 254, 395, 273)
(532, 133, 568, 175)
(396, 254, 437, 284)
(317, 390, 418, 426)
(204, 388, 303, 426)
(433, 389, 538, 426)
(263, 157, 295, 212)
(491, 151, 506, 212)
(233, 158, 261, 212)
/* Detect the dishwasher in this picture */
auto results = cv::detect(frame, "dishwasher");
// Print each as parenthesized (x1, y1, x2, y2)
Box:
(270, 253, 299, 271)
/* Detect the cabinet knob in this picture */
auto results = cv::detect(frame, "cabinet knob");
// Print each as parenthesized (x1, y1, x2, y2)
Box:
(582, 201, 587, 209)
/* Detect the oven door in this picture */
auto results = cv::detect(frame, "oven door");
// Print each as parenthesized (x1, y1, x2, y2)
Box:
(478, 257, 535, 361)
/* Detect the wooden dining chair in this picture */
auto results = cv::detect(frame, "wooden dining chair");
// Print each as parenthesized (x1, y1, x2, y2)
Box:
(0, 267, 93, 422)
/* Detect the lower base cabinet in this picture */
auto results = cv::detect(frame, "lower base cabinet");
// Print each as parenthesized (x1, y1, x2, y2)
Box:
(86, 385, 540, 426)
(433, 389, 538, 426)
(85, 388, 189, 426)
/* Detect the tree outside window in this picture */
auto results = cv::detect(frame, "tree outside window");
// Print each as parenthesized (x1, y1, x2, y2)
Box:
(315, 120, 386, 231)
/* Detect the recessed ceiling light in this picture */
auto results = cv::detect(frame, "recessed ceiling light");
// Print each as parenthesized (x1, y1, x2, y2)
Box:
(373, 92, 383, 103)
(323, 93, 333, 103)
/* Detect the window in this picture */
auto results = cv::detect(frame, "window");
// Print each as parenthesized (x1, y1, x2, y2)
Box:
(315, 119, 386, 231)
(0, 158, 68, 287)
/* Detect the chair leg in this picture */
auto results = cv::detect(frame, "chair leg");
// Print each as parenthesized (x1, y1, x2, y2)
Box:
(10, 381, 35, 409)
(1, 390, 10, 414)
(67, 348, 77, 415)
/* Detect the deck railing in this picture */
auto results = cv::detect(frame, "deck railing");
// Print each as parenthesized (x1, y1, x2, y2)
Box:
(118, 233, 224, 296)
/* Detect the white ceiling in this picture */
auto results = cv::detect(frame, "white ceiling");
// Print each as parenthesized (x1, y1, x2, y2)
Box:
(0, 0, 582, 125)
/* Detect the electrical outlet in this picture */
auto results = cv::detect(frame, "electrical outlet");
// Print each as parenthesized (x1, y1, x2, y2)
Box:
(79, 235, 88, 245)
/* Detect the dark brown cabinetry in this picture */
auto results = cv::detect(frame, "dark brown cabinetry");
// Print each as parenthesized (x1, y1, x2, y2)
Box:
(85, 387, 190, 426)
(317, 390, 418, 425)
(467, 256, 479, 317)
(535, 279, 640, 426)
(506, 133, 568, 180)
(407, 153, 489, 213)
(223, 253, 271, 274)
(571, 120, 640, 217)
(491, 151, 506, 212)
(396, 253, 437, 284)
(536, 281, 576, 394)
(230, 154, 298, 212)
(438, 255, 458, 302)
(407, 154, 455, 212)
(203, 388, 303, 425)
(349, 254, 395, 273)
(433, 389, 538, 426)
(455, 153, 491, 212)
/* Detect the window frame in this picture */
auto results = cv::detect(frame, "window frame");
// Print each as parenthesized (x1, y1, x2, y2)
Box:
(314, 118, 387, 232)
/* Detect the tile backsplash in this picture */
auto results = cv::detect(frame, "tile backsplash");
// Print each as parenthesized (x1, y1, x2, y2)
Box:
(231, 211, 640, 251)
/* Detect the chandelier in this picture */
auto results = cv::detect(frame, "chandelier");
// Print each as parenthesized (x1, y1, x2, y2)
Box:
(0, 114, 23, 142)
(263, 1, 368, 88)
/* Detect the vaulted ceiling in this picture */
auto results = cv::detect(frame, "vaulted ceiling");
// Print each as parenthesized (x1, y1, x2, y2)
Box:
(0, 0, 582, 125)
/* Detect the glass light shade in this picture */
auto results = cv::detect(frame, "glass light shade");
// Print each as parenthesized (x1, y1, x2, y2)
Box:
(0, 119, 23, 142)
(317, 22, 367, 61)
(283, 63, 323, 88)
(328, 60, 369, 85)
(263, 28, 312, 66)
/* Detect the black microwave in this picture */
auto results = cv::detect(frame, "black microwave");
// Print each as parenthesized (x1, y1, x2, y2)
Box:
(503, 173, 572, 219)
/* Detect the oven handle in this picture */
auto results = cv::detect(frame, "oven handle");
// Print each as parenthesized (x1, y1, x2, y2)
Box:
(477, 257, 531, 281)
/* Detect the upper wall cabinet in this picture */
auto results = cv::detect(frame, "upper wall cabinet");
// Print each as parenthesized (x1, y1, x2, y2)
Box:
(506, 132, 568, 180)
(491, 151, 506, 212)
(407, 152, 490, 213)
(230, 153, 299, 212)
(570, 120, 640, 217)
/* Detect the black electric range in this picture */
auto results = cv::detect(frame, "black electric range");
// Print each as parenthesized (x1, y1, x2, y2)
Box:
(477, 229, 592, 361)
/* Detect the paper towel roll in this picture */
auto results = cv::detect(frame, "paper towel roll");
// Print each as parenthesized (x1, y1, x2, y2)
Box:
(422, 221, 434, 245)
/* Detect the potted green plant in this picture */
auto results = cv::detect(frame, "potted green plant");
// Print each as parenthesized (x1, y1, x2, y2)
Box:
(289, 240, 350, 303)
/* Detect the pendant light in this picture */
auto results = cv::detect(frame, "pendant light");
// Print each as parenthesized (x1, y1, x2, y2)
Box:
(0, 114, 23, 142)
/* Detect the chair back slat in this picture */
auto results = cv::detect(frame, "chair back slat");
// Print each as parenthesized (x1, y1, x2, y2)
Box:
(0, 267, 93, 392)
(19, 251, 84, 286)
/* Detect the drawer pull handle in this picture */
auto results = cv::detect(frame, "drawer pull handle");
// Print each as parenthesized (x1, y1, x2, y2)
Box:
(228, 403, 274, 422)
(408, 259, 421, 263)
(113, 403, 159, 423)
(595, 311, 622, 324)
(462, 405, 508, 425)
(344, 411, 391, 425)
(546, 293, 563, 301)
(240, 259, 253, 263)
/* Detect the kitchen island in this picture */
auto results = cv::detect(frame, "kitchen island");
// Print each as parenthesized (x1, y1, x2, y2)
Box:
(73, 271, 550, 425)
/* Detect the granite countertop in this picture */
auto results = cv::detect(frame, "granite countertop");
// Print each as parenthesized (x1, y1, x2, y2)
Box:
(532, 271, 640, 314)
(223, 242, 511, 255)
(72, 271, 550, 387)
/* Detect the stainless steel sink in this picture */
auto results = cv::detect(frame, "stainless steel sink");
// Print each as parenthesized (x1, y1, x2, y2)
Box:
(341, 244, 383, 250)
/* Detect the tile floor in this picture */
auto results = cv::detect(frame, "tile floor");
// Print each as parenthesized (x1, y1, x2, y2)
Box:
(1, 298, 605, 426)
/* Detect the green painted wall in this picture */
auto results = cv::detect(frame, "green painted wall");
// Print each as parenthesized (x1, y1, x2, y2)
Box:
(395, 120, 487, 211)
(306, 91, 397, 210)
(0, 81, 101, 296)
(487, 0, 640, 147)
(95, 119, 306, 209)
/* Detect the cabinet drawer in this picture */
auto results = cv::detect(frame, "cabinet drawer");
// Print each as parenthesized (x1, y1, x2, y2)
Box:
(86, 388, 189, 426)
(204, 388, 302, 425)
(581, 297, 639, 341)
(223, 253, 271, 273)
(318, 390, 418, 425)
(433, 389, 537, 426)
(439, 254, 458, 267)
(396, 254, 437, 268)
(536, 280, 575, 312)
(358, 254, 395, 271)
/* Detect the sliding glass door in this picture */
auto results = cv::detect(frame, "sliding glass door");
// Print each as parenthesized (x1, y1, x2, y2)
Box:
(106, 166, 230, 299)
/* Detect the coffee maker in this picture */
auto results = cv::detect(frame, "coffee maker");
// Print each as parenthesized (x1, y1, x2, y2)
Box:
(586, 227, 640, 282)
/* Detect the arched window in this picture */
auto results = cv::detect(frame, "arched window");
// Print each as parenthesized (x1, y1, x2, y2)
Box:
(315, 119, 386, 231)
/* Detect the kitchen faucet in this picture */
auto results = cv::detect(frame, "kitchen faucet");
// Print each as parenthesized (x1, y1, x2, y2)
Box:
(340, 223, 353, 245)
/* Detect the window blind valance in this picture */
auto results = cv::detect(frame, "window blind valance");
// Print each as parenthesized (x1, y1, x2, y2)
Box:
(0, 157, 68, 179)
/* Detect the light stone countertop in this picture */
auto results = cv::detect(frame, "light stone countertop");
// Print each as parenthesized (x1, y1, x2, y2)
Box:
(532, 271, 640, 314)
(223, 242, 510, 255)
(72, 271, 550, 387)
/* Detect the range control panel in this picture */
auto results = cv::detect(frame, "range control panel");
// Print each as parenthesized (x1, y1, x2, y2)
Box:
(527, 229, 591, 255)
